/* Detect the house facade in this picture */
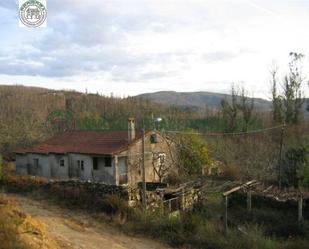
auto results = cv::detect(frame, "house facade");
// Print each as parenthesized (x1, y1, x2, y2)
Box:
(15, 118, 177, 187)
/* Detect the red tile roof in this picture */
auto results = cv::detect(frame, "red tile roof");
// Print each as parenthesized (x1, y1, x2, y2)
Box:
(15, 130, 143, 156)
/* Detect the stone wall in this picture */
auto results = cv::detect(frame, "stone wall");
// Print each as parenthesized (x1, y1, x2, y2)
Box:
(2, 175, 200, 213)
(2, 176, 128, 211)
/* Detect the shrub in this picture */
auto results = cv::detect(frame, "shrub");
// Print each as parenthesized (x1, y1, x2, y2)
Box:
(177, 130, 211, 175)
(163, 171, 183, 186)
(282, 239, 309, 249)
(102, 195, 131, 215)
(282, 145, 308, 187)
(297, 159, 309, 188)
(221, 163, 240, 180)
(0, 155, 3, 180)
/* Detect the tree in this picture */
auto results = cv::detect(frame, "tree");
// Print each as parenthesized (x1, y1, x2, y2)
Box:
(271, 68, 283, 124)
(47, 109, 74, 133)
(307, 80, 309, 113)
(77, 114, 109, 130)
(282, 145, 308, 187)
(221, 85, 238, 132)
(270, 53, 306, 125)
(283, 53, 305, 124)
(177, 130, 210, 175)
(152, 135, 177, 182)
(238, 87, 254, 132)
(298, 161, 309, 188)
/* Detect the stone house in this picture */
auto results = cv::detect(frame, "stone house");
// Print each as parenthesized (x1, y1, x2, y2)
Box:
(15, 118, 177, 187)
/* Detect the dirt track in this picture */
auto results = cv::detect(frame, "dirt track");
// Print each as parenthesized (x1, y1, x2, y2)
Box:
(9, 193, 171, 249)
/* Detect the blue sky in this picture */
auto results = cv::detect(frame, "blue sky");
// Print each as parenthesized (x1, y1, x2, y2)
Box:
(0, 0, 309, 99)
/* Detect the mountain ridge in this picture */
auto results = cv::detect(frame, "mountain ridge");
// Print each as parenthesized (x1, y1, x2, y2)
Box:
(137, 91, 272, 112)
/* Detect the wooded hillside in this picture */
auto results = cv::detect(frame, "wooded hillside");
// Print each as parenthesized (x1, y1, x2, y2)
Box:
(0, 85, 202, 157)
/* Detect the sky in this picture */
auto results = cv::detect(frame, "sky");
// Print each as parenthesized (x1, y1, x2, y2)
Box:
(0, 0, 309, 99)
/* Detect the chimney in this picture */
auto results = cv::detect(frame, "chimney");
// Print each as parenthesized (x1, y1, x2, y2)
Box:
(128, 118, 136, 142)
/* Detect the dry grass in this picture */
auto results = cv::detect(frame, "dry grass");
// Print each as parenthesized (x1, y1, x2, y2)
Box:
(0, 193, 60, 249)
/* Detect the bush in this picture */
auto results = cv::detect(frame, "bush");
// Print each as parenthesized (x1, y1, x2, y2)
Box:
(282, 145, 308, 187)
(163, 171, 183, 186)
(177, 130, 211, 175)
(102, 195, 130, 214)
(221, 163, 240, 180)
(281, 239, 309, 249)
(125, 204, 278, 249)
(0, 155, 3, 180)
(297, 161, 309, 188)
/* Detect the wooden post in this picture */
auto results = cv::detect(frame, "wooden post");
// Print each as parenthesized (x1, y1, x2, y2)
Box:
(169, 199, 172, 213)
(224, 195, 228, 234)
(278, 125, 285, 190)
(114, 155, 119, 185)
(181, 188, 185, 211)
(247, 190, 252, 212)
(298, 195, 303, 228)
(141, 128, 147, 210)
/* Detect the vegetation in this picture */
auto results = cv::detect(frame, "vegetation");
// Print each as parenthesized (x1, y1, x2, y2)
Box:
(124, 191, 262, 249)
(0, 85, 215, 157)
(0, 193, 59, 249)
(221, 85, 257, 133)
(0, 84, 267, 158)
(295, 146, 309, 188)
(0, 194, 31, 249)
(271, 52, 306, 125)
(0, 52, 309, 248)
(0, 155, 3, 180)
(281, 144, 309, 187)
(124, 190, 309, 249)
(176, 130, 211, 175)
(3, 174, 309, 249)
(221, 85, 239, 132)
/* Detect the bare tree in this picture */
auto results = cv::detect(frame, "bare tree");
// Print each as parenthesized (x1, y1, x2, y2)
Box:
(221, 85, 238, 132)
(271, 68, 283, 124)
(283, 52, 305, 124)
(152, 135, 177, 182)
(238, 87, 255, 132)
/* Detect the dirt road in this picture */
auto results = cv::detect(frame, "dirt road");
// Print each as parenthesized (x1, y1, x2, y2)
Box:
(9, 194, 171, 249)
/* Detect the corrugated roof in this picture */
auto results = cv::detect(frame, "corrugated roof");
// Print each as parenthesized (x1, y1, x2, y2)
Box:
(15, 130, 143, 155)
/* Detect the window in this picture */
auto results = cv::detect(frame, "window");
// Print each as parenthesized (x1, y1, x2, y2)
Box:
(150, 133, 158, 144)
(77, 160, 84, 171)
(60, 159, 65, 167)
(104, 157, 112, 167)
(158, 153, 166, 165)
(33, 158, 39, 167)
(93, 157, 98, 170)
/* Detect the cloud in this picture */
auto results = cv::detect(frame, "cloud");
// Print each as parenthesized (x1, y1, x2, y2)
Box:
(0, 0, 308, 97)
(0, 1, 18, 10)
(202, 50, 254, 62)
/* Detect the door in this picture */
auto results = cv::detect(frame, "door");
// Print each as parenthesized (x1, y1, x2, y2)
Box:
(118, 157, 128, 185)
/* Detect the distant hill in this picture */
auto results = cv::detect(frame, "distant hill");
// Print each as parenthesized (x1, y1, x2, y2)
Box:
(137, 91, 273, 112)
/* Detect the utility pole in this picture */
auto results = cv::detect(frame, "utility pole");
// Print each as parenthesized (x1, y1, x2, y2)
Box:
(224, 195, 228, 234)
(141, 128, 147, 210)
(278, 125, 285, 190)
